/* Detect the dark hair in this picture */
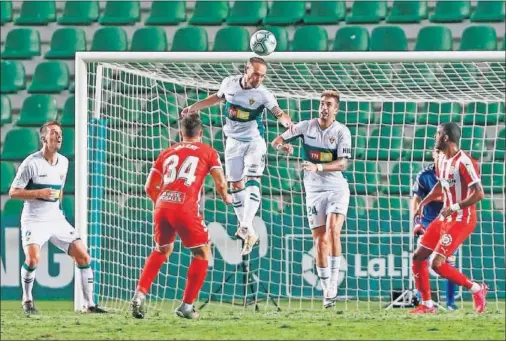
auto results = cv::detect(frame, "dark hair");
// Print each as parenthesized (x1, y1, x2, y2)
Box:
(249, 56, 267, 66)
(39, 120, 62, 141)
(441, 122, 461, 144)
(181, 114, 202, 138)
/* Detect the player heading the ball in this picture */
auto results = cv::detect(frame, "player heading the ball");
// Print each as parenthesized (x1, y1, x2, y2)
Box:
(131, 114, 232, 320)
(181, 57, 293, 256)
(9, 121, 106, 314)
(410, 122, 488, 314)
(272, 90, 352, 308)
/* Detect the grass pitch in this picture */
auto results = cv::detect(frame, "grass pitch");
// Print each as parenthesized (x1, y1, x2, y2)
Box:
(1, 300, 504, 340)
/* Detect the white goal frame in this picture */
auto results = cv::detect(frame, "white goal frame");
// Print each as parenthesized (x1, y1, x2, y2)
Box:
(74, 51, 505, 311)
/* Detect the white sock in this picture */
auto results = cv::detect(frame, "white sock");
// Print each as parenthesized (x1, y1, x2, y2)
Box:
(241, 181, 261, 236)
(21, 263, 36, 302)
(78, 264, 95, 307)
(316, 266, 330, 292)
(469, 282, 481, 294)
(422, 300, 434, 308)
(231, 189, 246, 224)
(329, 256, 342, 287)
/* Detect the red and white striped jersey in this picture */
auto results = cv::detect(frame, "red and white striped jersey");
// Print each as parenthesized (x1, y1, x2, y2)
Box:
(436, 150, 481, 222)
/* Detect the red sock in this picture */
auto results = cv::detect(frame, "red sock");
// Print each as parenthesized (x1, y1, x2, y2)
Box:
(137, 250, 168, 295)
(434, 262, 473, 289)
(412, 260, 431, 301)
(183, 258, 208, 305)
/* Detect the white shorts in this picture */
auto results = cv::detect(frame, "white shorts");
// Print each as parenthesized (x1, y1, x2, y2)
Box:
(225, 137, 267, 182)
(305, 190, 350, 229)
(21, 218, 80, 253)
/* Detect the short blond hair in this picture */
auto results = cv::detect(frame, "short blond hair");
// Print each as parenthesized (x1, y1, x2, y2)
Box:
(320, 90, 340, 104)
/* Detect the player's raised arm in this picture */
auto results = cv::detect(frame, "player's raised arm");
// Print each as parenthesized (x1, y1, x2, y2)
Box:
(210, 168, 232, 204)
(181, 76, 231, 116)
(272, 120, 309, 154)
(145, 153, 165, 203)
(269, 106, 293, 129)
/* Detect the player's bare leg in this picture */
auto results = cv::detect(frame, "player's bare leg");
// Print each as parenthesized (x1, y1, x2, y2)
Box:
(237, 176, 261, 256)
(21, 244, 40, 315)
(312, 225, 333, 308)
(327, 213, 345, 304)
(69, 240, 106, 313)
(176, 244, 211, 319)
(409, 246, 437, 314)
(131, 243, 173, 319)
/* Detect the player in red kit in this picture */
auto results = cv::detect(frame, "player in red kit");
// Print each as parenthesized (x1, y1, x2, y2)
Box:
(130, 114, 232, 319)
(410, 122, 488, 314)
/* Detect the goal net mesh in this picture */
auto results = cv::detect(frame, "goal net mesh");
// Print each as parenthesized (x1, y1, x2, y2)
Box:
(84, 58, 505, 311)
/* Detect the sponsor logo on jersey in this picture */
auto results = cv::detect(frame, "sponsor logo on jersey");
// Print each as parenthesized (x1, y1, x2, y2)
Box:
(441, 234, 452, 246)
(159, 191, 186, 203)
(441, 178, 456, 188)
(228, 106, 250, 120)
(309, 151, 333, 162)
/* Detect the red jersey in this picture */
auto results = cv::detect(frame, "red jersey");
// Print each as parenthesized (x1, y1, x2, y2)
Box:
(151, 142, 222, 210)
(436, 150, 481, 223)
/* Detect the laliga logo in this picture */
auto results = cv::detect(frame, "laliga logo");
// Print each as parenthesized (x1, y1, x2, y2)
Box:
(302, 247, 348, 290)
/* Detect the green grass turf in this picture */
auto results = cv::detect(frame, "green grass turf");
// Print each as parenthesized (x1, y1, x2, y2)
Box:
(1, 300, 504, 340)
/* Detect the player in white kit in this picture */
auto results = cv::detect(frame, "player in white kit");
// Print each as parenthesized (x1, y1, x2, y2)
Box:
(9, 121, 106, 314)
(272, 90, 352, 308)
(181, 57, 293, 255)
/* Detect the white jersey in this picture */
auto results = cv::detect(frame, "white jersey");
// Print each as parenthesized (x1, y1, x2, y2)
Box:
(217, 75, 278, 142)
(10, 150, 69, 223)
(281, 119, 352, 193)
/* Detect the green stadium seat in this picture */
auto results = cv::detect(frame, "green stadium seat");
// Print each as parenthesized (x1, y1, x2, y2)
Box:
(332, 26, 369, 51)
(500, 34, 506, 50)
(1, 128, 40, 160)
(403, 126, 437, 161)
(365, 126, 403, 161)
(262, 26, 289, 52)
(64, 162, 75, 193)
(28, 61, 69, 94)
(16, 95, 58, 127)
(385, 162, 422, 195)
(471, 1, 505, 22)
(131, 127, 170, 160)
(386, 1, 428, 23)
(171, 27, 208, 52)
(213, 27, 249, 52)
(464, 102, 504, 126)
(481, 162, 504, 193)
(1, 61, 26, 94)
(345, 161, 380, 194)
(357, 63, 394, 89)
(1, 95, 12, 125)
(461, 126, 485, 159)
(414, 26, 453, 51)
(227, 1, 267, 25)
(105, 96, 144, 126)
(107, 129, 131, 159)
(1, 28, 41, 59)
(370, 197, 409, 221)
(292, 26, 328, 52)
(2, 199, 23, 219)
(336, 101, 372, 125)
(145, 1, 186, 25)
(304, 1, 346, 24)
(370, 26, 407, 51)
(124, 196, 153, 222)
(348, 125, 368, 159)
(99, 1, 140, 25)
(460, 26, 497, 51)
(348, 196, 367, 219)
(418, 102, 463, 125)
(430, 1, 471, 23)
(105, 161, 137, 193)
(58, 1, 99, 25)
(60, 128, 75, 159)
(61, 195, 74, 218)
(494, 129, 505, 160)
(0, 1, 12, 25)
(189, 1, 229, 25)
(45, 28, 86, 59)
(263, 1, 305, 25)
(90, 27, 128, 52)
(380, 102, 417, 125)
(14, 1, 56, 25)
(130, 27, 167, 52)
(346, 1, 387, 24)
(60, 96, 75, 127)
(0, 161, 16, 194)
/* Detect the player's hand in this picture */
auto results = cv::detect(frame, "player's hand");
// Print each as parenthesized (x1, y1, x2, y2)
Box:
(223, 194, 233, 205)
(38, 188, 58, 200)
(414, 203, 424, 220)
(302, 161, 317, 172)
(180, 106, 193, 118)
(440, 207, 453, 218)
(413, 222, 425, 237)
(278, 144, 294, 154)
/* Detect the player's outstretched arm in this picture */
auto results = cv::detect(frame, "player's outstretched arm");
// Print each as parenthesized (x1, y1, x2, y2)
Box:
(144, 169, 162, 203)
(210, 168, 232, 204)
(415, 181, 442, 218)
(301, 158, 348, 172)
(181, 94, 224, 117)
(271, 135, 294, 154)
(9, 187, 58, 201)
(270, 106, 293, 129)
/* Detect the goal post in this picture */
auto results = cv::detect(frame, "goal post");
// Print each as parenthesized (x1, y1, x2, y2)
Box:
(74, 51, 505, 312)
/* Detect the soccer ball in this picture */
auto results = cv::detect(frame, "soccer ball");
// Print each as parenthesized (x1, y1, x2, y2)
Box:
(250, 30, 277, 56)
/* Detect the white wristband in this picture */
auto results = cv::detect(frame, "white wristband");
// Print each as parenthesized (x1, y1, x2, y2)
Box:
(276, 144, 282, 151)
(316, 164, 323, 172)
(450, 203, 461, 212)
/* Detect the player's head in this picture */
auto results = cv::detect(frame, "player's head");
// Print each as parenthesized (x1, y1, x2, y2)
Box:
(319, 90, 340, 121)
(244, 57, 267, 89)
(39, 120, 63, 152)
(180, 114, 203, 141)
(435, 122, 461, 151)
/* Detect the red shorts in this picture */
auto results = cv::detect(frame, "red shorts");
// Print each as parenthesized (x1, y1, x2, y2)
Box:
(420, 217, 476, 257)
(153, 206, 209, 249)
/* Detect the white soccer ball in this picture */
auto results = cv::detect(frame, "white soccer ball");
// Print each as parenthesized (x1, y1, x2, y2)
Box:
(250, 30, 277, 56)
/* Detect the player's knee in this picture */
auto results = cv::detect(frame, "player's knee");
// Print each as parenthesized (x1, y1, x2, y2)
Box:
(156, 244, 174, 256)
(25, 255, 39, 268)
(230, 181, 244, 191)
(75, 252, 91, 266)
(190, 244, 210, 260)
(430, 257, 445, 271)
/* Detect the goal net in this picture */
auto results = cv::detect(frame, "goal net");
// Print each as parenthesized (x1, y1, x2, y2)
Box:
(75, 52, 505, 312)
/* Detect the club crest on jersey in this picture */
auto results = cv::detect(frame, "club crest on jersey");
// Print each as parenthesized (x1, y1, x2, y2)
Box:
(249, 98, 255, 105)
(441, 234, 452, 246)
(329, 137, 336, 144)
